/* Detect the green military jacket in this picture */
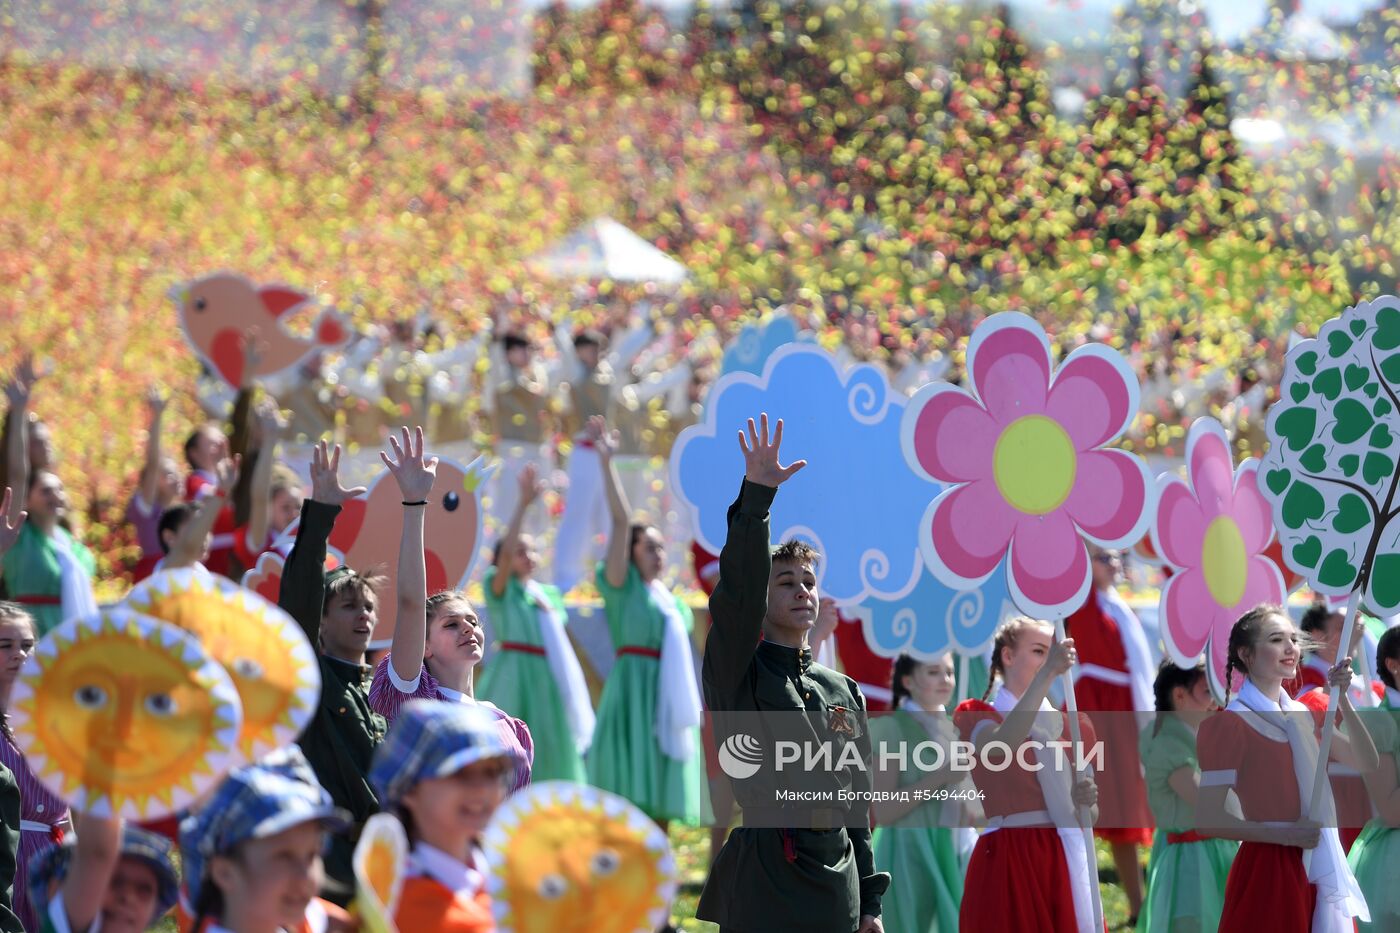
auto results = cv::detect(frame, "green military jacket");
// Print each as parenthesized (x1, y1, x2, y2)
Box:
(696, 480, 889, 933)
(0, 760, 23, 932)
(281, 500, 386, 906)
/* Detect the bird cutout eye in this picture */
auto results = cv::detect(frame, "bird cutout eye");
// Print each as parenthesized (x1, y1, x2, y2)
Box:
(231, 658, 264, 680)
(74, 685, 108, 710)
(194, 298, 207, 311)
(537, 874, 568, 900)
(443, 491, 459, 512)
(144, 693, 176, 717)
(590, 849, 621, 877)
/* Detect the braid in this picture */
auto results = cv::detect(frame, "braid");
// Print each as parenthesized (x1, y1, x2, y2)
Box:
(981, 616, 1051, 701)
(1222, 657, 1237, 704)
(981, 652, 1001, 702)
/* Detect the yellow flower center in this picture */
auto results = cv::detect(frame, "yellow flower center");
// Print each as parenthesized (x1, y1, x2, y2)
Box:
(993, 415, 1077, 515)
(1201, 515, 1247, 608)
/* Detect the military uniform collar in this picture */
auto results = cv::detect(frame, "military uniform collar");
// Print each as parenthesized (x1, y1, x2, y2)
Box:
(325, 653, 372, 684)
(757, 638, 814, 675)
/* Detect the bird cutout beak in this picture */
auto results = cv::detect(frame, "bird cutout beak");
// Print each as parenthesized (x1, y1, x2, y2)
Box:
(168, 284, 188, 306)
(461, 455, 497, 493)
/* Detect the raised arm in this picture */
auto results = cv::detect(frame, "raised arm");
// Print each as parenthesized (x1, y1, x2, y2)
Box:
(278, 441, 366, 643)
(137, 388, 168, 506)
(242, 400, 287, 557)
(977, 637, 1076, 752)
(491, 463, 542, 599)
(167, 455, 240, 568)
(0, 490, 24, 561)
(383, 427, 438, 684)
(3, 359, 37, 526)
(593, 417, 633, 590)
(56, 816, 122, 933)
(703, 415, 807, 706)
(228, 336, 263, 528)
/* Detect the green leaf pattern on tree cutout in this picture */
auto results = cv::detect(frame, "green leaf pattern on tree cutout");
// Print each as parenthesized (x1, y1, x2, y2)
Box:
(1262, 296, 1400, 611)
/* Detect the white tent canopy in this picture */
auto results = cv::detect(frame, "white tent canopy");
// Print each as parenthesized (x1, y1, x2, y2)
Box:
(528, 217, 688, 285)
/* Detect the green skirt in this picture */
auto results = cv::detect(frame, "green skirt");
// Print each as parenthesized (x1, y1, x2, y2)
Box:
(1136, 829, 1236, 933)
(477, 649, 587, 783)
(1349, 820, 1400, 932)
(585, 654, 710, 824)
(872, 822, 963, 932)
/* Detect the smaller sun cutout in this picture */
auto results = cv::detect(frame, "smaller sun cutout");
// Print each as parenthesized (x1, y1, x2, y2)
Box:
(127, 569, 320, 758)
(481, 781, 678, 933)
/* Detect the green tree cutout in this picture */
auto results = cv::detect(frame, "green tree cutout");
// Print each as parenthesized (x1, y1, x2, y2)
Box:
(1263, 296, 1400, 611)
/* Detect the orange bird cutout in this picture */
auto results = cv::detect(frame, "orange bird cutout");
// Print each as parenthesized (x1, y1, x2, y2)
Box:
(244, 456, 496, 648)
(173, 272, 349, 388)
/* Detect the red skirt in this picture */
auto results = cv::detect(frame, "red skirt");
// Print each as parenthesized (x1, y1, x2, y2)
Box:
(961, 828, 1095, 932)
(1217, 841, 1315, 933)
(1075, 678, 1152, 846)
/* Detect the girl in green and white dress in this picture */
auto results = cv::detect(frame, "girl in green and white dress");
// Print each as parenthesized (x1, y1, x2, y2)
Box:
(1349, 626, 1400, 932)
(1136, 661, 1236, 933)
(478, 462, 594, 783)
(870, 652, 981, 933)
(583, 417, 709, 830)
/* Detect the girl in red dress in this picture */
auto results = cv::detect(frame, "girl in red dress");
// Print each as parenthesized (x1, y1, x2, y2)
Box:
(1197, 605, 1376, 933)
(955, 617, 1102, 932)
(1064, 547, 1156, 924)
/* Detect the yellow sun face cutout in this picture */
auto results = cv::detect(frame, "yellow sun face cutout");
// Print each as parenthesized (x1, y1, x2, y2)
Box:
(9, 608, 244, 820)
(127, 569, 320, 759)
(481, 782, 678, 933)
(353, 813, 408, 933)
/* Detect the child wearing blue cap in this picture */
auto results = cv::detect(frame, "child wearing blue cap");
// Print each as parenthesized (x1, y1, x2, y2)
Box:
(179, 749, 350, 933)
(369, 699, 523, 932)
(27, 817, 178, 933)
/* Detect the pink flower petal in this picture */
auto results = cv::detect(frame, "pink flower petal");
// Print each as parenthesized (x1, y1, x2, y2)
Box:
(1062, 449, 1150, 543)
(1189, 428, 1236, 518)
(1007, 509, 1090, 613)
(1227, 556, 1286, 617)
(907, 388, 999, 484)
(1045, 352, 1135, 450)
(972, 325, 1050, 425)
(1232, 468, 1275, 556)
(1161, 568, 1214, 658)
(1155, 479, 1208, 570)
(927, 480, 1018, 583)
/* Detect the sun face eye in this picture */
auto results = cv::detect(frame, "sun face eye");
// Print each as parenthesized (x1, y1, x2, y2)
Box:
(443, 491, 459, 512)
(537, 874, 568, 900)
(74, 685, 108, 710)
(144, 693, 176, 717)
(589, 849, 621, 877)
(231, 658, 264, 679)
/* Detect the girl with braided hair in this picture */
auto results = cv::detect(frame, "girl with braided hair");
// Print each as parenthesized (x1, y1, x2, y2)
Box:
(953, 617, 1101, 932)
(1197, 605, 1377, 932)
(1135, 660, 1235, 932)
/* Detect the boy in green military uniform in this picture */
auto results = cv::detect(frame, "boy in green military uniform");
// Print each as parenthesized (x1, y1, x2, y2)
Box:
(278, 441, 387, 905)
(697, 414, 889, 933)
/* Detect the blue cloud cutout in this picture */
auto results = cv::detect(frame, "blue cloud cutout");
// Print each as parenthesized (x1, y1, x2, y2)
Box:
(854, 560, 1014, 660)
(672, 343, 934, 605)
(720, 312, 815, 380)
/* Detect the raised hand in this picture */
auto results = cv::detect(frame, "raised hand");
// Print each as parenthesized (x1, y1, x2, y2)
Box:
(255, 399, 289, 440)
(1045, 636, 1078, 679)
(381, 426, 438, 502)
(215, 453, 242, 498)
(518, 461, 544, 505)
(144, 386, 168, 419)
(0, 488, 26, 556)
(814, 597, 840, 643)
(310, 440, 367, 507)
(4, 355, 39, 408)
(585, 415, 619, 461)
(738, 413, 806, 488)
(1327, 658, 1356, 691)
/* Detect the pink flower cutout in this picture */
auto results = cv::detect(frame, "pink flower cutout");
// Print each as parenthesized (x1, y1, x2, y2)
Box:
(901, 313, 1153, 619)
(1152, 417, 1284, 699)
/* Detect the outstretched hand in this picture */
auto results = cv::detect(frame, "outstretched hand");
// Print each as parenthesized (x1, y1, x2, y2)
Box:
(518, 461, 544, 505)
(739, 414, 806, 488)
(0, 488, 26, 556)
(585, 415, 619, 460)
(4, 355, 39, 408)
(310, 440, 368, 507)
(215, 453, 242, 498)
(381, 426, 438, 501)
